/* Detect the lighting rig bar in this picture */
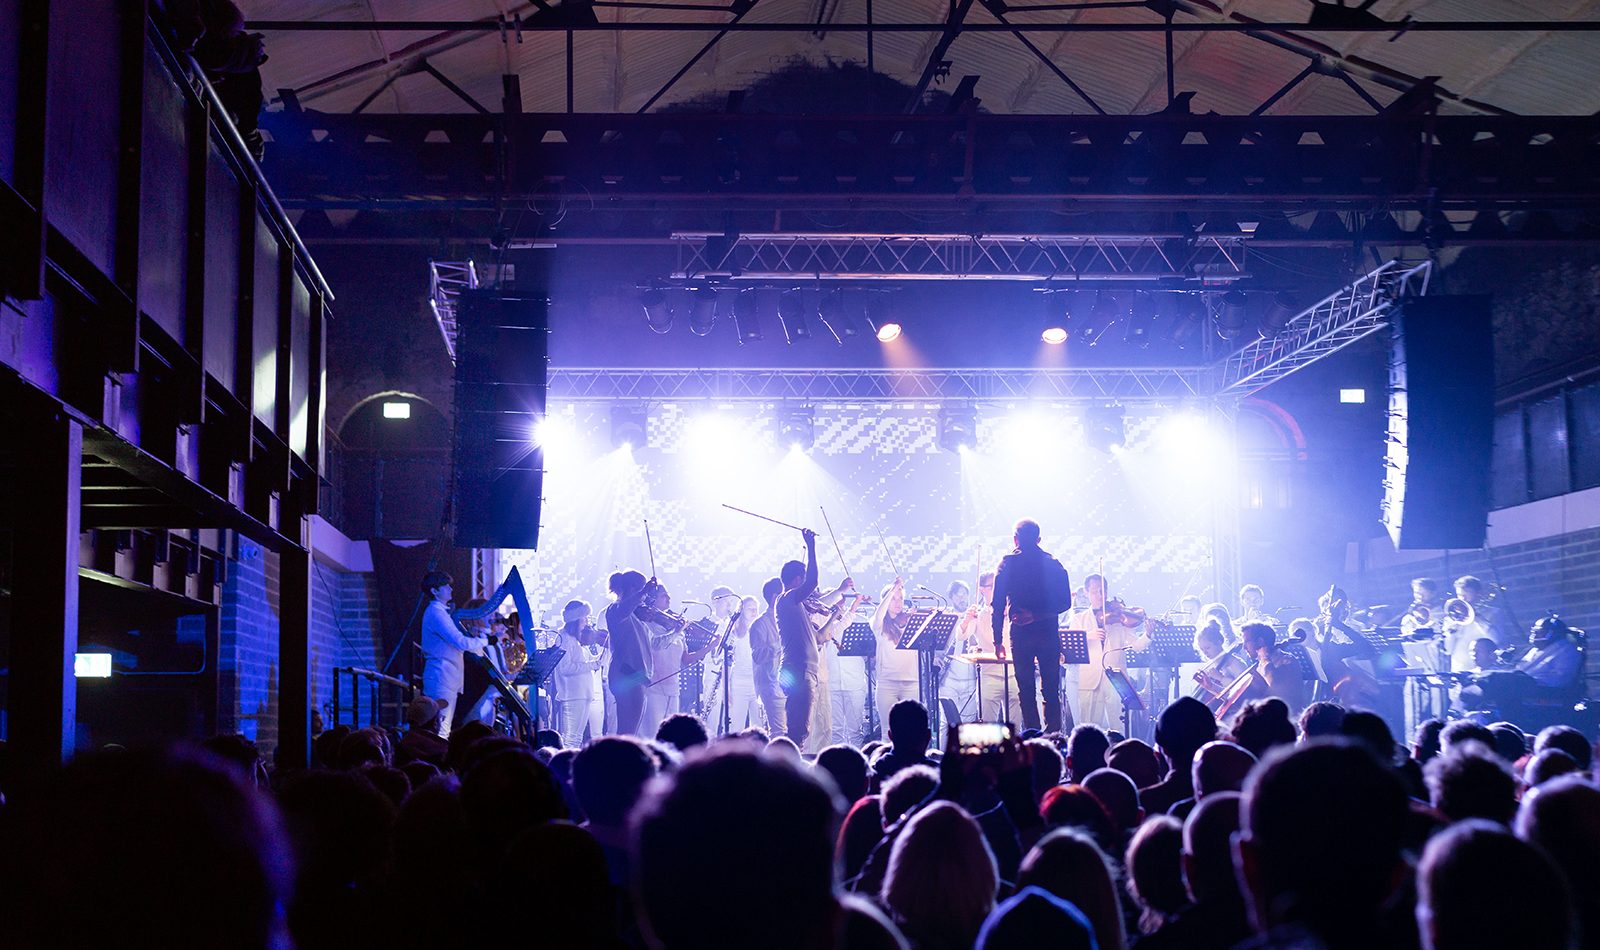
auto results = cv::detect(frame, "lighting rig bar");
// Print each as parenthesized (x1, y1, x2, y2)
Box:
(546, 367, 1207, 403)
(672, 233, 1248, 282)
(429, 260, 479, 359)
(1217, 259, 1433, 396)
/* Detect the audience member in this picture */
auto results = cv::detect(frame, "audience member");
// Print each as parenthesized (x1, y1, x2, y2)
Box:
(1438, 720, 1495, 756)
(1169, 739, 1255, 819)
(360, 763, 411, 806)
(1083, 767, 1143, 839)
(496, 821, 620, 946)
(1124, 814, 1188, 935)
(1418, 819, 1572, 950)
(882, 801, 999, 950)
(1018, 827, 1127, 950)
(817, 744, 873, 804)
(1297, 701, 1345, 739)
(1237, 739, 1411, 948)
(1228, 698, 1296, 759)
(1424, 744, 1518, 825)
(1486, 721, 1529, 764)
(1135, 792, 1250, 950)
(882, 764, 940, 827)
(1533, 724, 1593, 771)
(1141, 697, 1217, 815)
(572, 736, 658, 886)
(1337, 709, 1398, 763)
(459, 746, 567, 868)
(396, 697, 450, 767)
(1515, 775, 1600, 946)
(655, 713, 709, 753)
(276, 768, 397, 946)
(1524, 747, 1580, 787)
(975, 886, 1097, 950)
(1412, 718, 1445, 764)
(839, 795, 887, 885)
(1065, 723, 1111, 780)
(1025, 738, 1064, 803)
(1106, 737, 1162, 789)
(1038, 783, 1117, 852)
(872, 701, 935, 781)
(767, 735, 803, 761)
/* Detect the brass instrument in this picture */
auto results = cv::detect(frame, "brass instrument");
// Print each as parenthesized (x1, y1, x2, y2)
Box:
(1400, 602, 1439, 638)
(1443, 597, 1476, 627)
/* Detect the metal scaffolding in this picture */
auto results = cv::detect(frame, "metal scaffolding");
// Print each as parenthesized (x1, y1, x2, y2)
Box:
(672, 233, 1249, 282)
(429, 259, 479, 360)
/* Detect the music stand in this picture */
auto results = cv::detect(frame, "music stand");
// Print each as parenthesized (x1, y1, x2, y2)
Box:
(1278, 645, 1321, 682)
(1123, 648, 1153, 669)
(1058, 629, 1090, 666)
(839, 622, 877, 658)
(512, 646, 565, 690)
(1105, 668, 1145, 739)
(904, 611, 960, 735)
(1148, 624, 1200, 667)
(908, 611, 960, 653)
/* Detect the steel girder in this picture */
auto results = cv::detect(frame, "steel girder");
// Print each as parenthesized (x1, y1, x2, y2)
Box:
(429, 259, 479, 359)
(671, 233, 1249, 282)
(1217, 259, 1433, 396)
(545, 367, 1208, 403)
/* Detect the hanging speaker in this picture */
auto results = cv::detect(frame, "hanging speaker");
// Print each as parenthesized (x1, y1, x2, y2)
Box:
(1382, 295, 1493, 550)
(451, 291, 548, 550)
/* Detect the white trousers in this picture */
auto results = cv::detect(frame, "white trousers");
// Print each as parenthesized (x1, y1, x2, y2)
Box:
(830, 688, 866, 747)
(557, 696, 604, 749)
(640, 683, 679, 740)
(705, 679, 761, 734)
(422, 657, 463, 739)
(877, 677, 921, 739)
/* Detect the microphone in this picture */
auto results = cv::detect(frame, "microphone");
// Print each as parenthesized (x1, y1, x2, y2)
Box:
(680, 600, 709, 607)
(917, 585, 949, 607)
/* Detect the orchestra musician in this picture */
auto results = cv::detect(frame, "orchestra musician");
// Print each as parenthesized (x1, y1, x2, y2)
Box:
(827, 593, 870, 746)
(873, 576, 919, 738)
(604, 570, 654, 736)
(1239, 621, 1310, 717)
(1460, 614, 1585, 716)
(1238, 584, 1271, 626)
(937, 580, 980, 721)
(418, 570, 490, 740)
(1176, 594, 1203, 625)
(554, 600, 607, 749)
(1444, 575, 1503, 668)
(702, 588, 761, 735)
(751, 578, 787, 736)
(1305, 588, 1379, 707)
(992, 519, 1075, 734)
(641, 584, 714, 737)
(968, 572, 1021, 725)
(1190, 617, 1248, 707)
(777, 528, 823, 748)
(1068, 572, 1150, 730)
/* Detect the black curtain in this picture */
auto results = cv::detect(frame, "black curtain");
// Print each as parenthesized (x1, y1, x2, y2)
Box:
(370, 540, 474, 682)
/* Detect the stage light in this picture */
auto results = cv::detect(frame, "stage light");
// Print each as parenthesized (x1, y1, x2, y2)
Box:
(75, 652, 113, 678)
(611, 406, 647, 450)
(688, 288, 719, 336)
(1076, 293, 1122, 346)
(1084, 404, 1126, 453)
(532, 415, 573, 457)
(1040, 290, 1068, 345)
(1340, 388, 1367, 404)
(381, 400, 412, 420)
(733, 288, 763, 343)
(1164, 293, 1206, 349)
(1158, 411, 1210, 455)
(781, 407, 815, 451)
(1123, 293, 1155, 347)
(939, 406, 978, 453)
(641, 288, 675, 334)
(684, 412, 742, 455)
(865, 291, 902, 342)
(778, 290, 812, 343)
(1216, 291, 1250, 341)
(1258, 290, 1299, 338)
(818, 289, 853, 342)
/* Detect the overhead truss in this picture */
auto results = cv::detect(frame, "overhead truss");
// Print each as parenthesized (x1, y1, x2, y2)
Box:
(673, 233, 1248, 282)
(429, 259, 479, 360)
(1218, 259, 1432, 396)
(546, 367, 1207, 403)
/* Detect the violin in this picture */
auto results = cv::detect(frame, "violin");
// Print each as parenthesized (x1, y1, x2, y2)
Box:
(1095, 597, 1148, 628)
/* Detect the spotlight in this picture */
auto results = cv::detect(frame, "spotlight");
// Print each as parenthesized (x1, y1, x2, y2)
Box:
(939, 406, 978, 453)
(610, 406, 647, 450)
(640, 288, 674, 334)
(1076, 293, 1122, 346)
(1164, 293, 1206, 349)
(865, 291, 902, 343)
(1258, 290, 1299, 338)
(1040, 291, 1067, 345)
(381, 400, 412, 420)
(778, 290, 812, 344)
(1123, 293, 1155, 347)
(531, 415, 573, 458)
(733, 288, 763, 344)
(1216, 291, 1250, 342)
(1083, 404, 1125, 454)
(780, 406, 815, 451)
(688, 288, 719, 337)
(817, 289, 849, 343)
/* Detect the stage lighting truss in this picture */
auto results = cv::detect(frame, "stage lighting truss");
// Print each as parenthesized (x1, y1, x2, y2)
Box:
(429, 259, 480, 360)
(672, 234, 1250, 283)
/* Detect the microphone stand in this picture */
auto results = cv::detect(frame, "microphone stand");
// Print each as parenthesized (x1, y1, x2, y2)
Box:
(721, 615, 736, 737)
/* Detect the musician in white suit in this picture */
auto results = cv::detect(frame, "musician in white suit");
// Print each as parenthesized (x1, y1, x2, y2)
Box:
(1067, 573, 1149, 730)
(419, 570, 489, 739)
(554, 600, 607, 748)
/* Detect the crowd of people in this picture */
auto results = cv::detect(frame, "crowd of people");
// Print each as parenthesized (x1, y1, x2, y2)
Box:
(2, 690, 1597, 950)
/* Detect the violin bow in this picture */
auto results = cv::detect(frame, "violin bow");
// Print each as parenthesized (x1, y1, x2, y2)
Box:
(877, 524, 901, 580)
(820, 506, 850, 578)
(644, 520, 658, 578)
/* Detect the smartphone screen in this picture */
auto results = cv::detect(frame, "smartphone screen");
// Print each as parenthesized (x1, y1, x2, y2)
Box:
(957, 721, 1013, 752)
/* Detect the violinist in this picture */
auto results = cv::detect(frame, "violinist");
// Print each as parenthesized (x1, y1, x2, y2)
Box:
(937, 580, 980, 721)
(1069, 573, 1151, 730)
(873, 576, 919, 738)
(604, 570, 653, 735)
(554, 599, 607, 749)
(777, 527, 822, 748)
(641, 584, 715, 737)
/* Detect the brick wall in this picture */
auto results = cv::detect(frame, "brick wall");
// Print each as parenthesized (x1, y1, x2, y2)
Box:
(219, 537, 382, 756)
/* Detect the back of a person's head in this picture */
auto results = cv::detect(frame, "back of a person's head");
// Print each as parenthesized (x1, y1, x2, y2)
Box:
(655, 713, 709, 753)
(1191, 740, 1256, 798)
(1082, 767, 1141, 833)
(761, 576, 784, 603)
(359, 763, 411, 807)
(1125, 815, 1188, 933)
(1413, 718, 1445, 763)
(1106, 737, 1162, 789)
(572, 736, 657, 828)
(1516, 776, 1600, 941)
(1229, 698, 1296, 759)
(1419, 819, 1572, 950)
(766, 735, 802, 760)
(1534, 725, 1593, 770)
(445, 720, 496, 772)
(0, 746, 290, 948)
(1014, 519, 1042, 546)
(1298, 701, 1346, 739)
(1025, 738, 1064, 801)
(976, 886, 1097, 950)
(888, 701, 931, 750)
(883, 801, 999, 948)
(495, 822, 617, 944)
(1240, 739, 1408, 934)
(1155, 697, 1217, 763)
(1018, 827, 1126, 950)
(1525, 748, 1580, 787)
(816, 744, 871, 805)
(461, 746, 566, 862)
(1439, 720, 1496, 756)
(633, 748, 843, 950)
(1183, 791, 1243, 905)
(1066, 724, 1110, 779)
(275, 767, 397, 914)
(839, 795, 886, 884)
(881, 764, 939, 827)
(1486, 722, 1528, 763)
(1424, 744, 1518, 825)
(1338, 709, 1397, 761)
(313, 724, 351, 769)
(1039, 784, 1115, 850)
